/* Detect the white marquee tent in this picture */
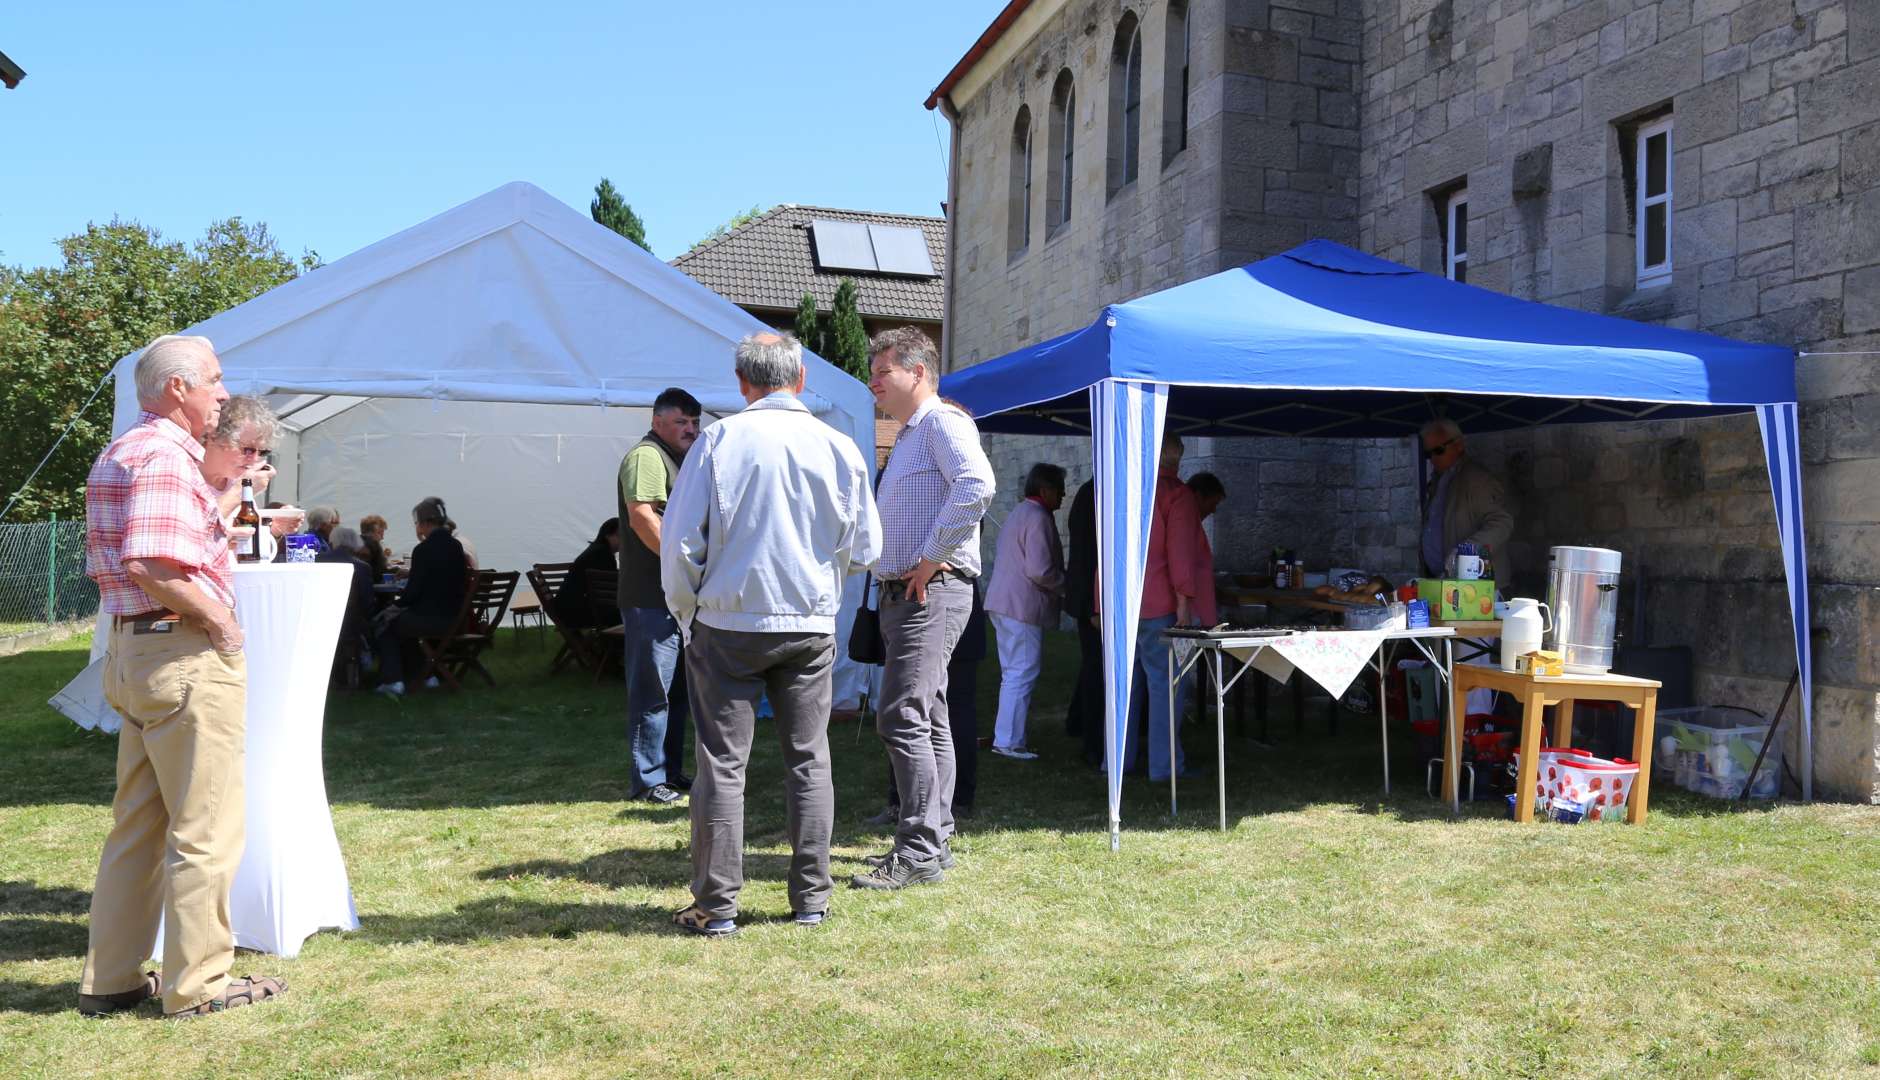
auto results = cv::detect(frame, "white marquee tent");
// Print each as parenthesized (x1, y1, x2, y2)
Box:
(54, 181, 880, 731)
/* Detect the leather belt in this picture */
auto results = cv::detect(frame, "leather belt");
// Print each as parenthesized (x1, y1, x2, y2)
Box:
(114, 610, 182, 628)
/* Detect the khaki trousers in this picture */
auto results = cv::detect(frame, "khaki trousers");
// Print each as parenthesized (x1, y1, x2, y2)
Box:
(80, 618, 247, 1014)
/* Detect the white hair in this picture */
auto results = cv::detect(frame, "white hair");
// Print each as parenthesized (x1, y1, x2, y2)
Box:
(133, 335, 216, 405)
(735, 332, 804, 390)
(1420, 417, 1463, 442)
(327, 525, 363, 554)
(207, 395, 280, 448)
(307, 506, 340, 532)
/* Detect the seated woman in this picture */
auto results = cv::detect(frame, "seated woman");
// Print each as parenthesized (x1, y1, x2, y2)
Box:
(359, 514, 392, 578)
(318, 526, 378, 654)
(555, 518, 623, 629)
(372, 496, 469, 697)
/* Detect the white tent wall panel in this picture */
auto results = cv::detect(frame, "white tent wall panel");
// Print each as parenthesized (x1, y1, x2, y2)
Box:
(293, 399, 652, 578)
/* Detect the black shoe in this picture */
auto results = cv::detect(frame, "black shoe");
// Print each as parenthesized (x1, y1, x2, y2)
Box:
(794, 910, 827, 927)
(851, 851, 944, 890)
(669, 774, 694, 791)
(862, 803, 900, 827)
(638, 784, 685, 805)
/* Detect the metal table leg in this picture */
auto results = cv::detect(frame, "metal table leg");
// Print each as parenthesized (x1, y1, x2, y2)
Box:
(1167, 640, 1178, 817)
(1216, 647, 1227, 831)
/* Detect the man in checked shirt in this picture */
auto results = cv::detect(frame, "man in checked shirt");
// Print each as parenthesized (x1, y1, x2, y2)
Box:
(853, 328, 994, 890)
(76, 335, 287, 1019)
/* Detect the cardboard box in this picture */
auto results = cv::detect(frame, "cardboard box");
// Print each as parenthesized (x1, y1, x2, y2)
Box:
(1414, 578, 1499, 621)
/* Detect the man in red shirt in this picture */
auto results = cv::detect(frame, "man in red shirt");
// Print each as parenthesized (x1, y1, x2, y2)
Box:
(1132, 432, 1202, 782)
(77, 334, 287, 1019)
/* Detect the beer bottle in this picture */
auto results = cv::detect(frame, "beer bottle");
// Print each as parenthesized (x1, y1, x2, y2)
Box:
(235, 479, 262, 563)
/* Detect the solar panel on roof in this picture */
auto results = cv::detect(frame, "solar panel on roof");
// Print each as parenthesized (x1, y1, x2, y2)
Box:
(868, 224, 937, 276)
(810, 219, 878, 273)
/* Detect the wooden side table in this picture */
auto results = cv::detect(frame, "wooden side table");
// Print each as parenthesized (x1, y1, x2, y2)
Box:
(1444, 665, 1662, 823)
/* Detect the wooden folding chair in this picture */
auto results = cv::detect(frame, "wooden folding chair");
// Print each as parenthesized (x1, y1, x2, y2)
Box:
(418, 569, 520, 690)
(527, 563, 601, 675)
(587, 568, 625, 682)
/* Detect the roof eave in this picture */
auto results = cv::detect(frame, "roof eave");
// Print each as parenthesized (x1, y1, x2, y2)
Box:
(925, 0, 1033, 111)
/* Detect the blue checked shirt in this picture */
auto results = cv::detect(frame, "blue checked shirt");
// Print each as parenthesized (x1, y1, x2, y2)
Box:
(874, 396, 995, 581)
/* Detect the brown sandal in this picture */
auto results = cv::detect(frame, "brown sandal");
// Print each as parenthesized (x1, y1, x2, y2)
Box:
(671, 904, 738, 937)
(78, 970, 159, 1017)
(167, 974, 288, 1018)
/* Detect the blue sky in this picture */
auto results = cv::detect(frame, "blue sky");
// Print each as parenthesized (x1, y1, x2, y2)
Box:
(0, 1, 1002, 269)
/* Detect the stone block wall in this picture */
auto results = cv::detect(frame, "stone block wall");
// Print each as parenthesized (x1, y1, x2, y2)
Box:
(1359, 0, 1880, 801)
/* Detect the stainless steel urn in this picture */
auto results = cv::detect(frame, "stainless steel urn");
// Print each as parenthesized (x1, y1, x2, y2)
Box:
(1545, 546, 1623, 675)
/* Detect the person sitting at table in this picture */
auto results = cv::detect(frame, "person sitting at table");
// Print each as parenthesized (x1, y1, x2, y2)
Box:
(556, 518, 624, 629)
(318, 526, 377, 674)
(359, 514, 391, 577)
(306, 507, 339, 548)
(443, 513, 480, 570)
(372, 496, 469, 697)
(985, 462, 1066, 761)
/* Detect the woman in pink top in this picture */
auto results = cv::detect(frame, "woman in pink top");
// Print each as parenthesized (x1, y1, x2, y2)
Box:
(984, 463, 1067, 759)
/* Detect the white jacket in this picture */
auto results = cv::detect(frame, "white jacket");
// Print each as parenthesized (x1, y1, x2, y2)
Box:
(660, 392, 881, 640)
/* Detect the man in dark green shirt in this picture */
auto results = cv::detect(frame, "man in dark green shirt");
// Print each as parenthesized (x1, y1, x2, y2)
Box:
(619, 387, 702, 804)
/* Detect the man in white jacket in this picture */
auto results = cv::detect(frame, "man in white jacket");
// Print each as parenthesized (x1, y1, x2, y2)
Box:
(660, 332, 881, 935)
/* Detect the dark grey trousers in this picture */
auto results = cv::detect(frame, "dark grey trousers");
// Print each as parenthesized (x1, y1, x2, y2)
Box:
(877, 574, 972, 862)
(684, 622, 836, 919)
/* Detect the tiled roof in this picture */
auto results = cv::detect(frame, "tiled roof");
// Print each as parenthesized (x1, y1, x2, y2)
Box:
(671, 204, 946, 323)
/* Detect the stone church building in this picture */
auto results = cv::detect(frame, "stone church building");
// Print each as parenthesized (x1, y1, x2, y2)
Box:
(927, 0, 1879, 800)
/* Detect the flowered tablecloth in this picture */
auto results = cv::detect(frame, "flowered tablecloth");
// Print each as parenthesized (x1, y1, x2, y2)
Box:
(1227, 629, 1391, 700)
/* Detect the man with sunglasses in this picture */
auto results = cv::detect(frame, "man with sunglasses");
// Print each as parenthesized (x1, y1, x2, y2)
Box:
(1418, 418, 1514, 577)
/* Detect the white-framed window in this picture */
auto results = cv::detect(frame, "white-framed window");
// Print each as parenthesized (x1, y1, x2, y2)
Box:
(1635, 118, 1672, 287)
(1444, 188, 1469, 283)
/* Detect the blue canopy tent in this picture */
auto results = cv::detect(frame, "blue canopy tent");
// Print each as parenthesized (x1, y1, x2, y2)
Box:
(941, 240, 1810, 847)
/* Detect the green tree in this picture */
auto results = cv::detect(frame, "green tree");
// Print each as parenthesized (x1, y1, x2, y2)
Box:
(827, 277, 870, 381)
(692, 204, 769, 252)
(590, 178, 649, 251)
(792, 291, 827, 358)
(0, 218, 313, 520)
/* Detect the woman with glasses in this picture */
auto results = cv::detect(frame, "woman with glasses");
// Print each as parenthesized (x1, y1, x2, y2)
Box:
(201, 396, 302, 556)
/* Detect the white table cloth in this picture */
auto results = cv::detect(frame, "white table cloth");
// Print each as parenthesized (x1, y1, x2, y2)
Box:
(159, 562, 360, 958)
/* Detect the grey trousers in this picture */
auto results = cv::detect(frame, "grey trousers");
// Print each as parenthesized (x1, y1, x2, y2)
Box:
(877, 574, 972, 862)
(684, 622, 836, 919)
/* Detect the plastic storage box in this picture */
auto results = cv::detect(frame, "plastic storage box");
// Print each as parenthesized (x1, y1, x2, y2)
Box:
(1654, 706, 1781, 800)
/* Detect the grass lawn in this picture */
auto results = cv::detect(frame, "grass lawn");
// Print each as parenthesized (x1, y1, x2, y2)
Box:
(2, 628, 1877, 1078)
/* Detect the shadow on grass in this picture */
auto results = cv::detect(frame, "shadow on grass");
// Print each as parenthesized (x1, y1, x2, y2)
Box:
(0, 916, 88, 962)
(477, 845, 876, 889)
(0, 879, 92, 916)
(0, 978, 81, 1016)
(354, 896, 678, 945)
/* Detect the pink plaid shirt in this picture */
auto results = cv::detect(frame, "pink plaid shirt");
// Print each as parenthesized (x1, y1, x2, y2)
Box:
(85, 412, 235, 615)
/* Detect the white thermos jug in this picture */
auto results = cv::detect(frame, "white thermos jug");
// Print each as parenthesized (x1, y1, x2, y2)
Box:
(1501, 598, 1551, 672)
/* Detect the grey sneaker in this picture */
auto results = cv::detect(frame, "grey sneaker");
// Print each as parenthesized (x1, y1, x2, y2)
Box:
(638, 784, 685, 805)
(862, 843, 955, 871)
(862, 803, 900, 827)
(851, 851, 944, 890)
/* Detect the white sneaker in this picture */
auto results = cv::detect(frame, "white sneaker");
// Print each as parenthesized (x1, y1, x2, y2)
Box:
(992, 745, 1038, 760)
(375, 681, 405, 697)
(422, 676, 441, 689)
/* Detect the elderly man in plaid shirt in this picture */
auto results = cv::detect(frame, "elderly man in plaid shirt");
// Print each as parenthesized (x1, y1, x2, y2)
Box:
(853, 327, 994, 891)
(76, 335, 287, 1020)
